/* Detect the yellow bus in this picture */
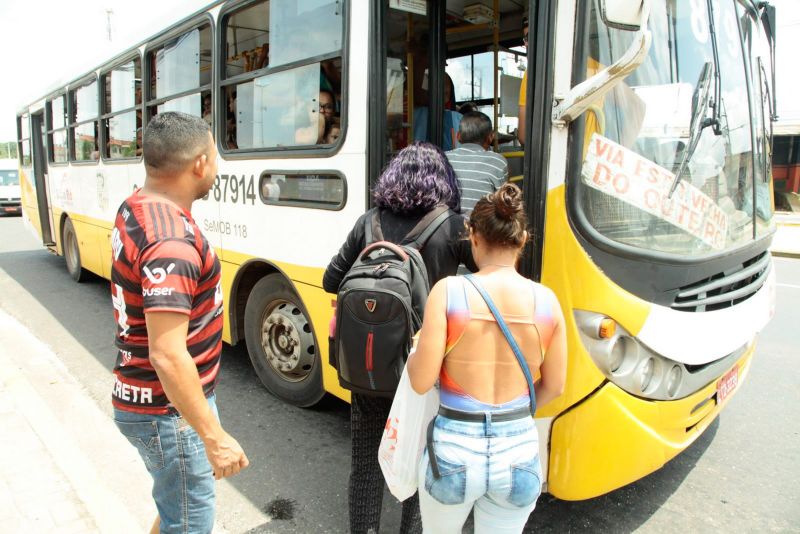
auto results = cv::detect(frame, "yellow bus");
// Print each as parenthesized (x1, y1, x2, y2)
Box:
(16, 0, 777, 500)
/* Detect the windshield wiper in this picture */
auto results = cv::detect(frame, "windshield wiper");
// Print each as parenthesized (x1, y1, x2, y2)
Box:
(669, 0, 723, 198)
(668, 61, 717, 197)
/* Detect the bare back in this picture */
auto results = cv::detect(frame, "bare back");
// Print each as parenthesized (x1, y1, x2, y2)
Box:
(442, 273, 556, 406)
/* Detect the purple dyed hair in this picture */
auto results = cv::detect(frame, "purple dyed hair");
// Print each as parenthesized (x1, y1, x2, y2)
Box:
(372, 142, 462, 214)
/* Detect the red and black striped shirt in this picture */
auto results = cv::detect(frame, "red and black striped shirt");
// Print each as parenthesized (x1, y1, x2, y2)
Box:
(110, 190, 222, 414)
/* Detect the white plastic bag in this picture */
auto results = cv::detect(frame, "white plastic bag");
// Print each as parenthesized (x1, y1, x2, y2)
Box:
(378, 364, 439, 501)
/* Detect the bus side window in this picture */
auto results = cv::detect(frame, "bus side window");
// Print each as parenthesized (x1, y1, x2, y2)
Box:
(102, 57, 142, 160)
(69, 79, 100, 163)
(221, 0, 344, 152)
(145, 24, 212, 124)
(47, 94, 69, 164)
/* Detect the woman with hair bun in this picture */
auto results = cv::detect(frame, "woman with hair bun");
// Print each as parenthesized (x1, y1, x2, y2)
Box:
(323, 141, 477, 534)
(407, 182, 567, 533)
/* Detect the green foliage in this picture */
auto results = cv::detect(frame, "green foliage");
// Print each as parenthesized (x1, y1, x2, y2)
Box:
(0, 141, 18, 159)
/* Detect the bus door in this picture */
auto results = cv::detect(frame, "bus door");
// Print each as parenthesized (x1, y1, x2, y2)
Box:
(30, 112, 55, 246)
(372, 1, 541, 274)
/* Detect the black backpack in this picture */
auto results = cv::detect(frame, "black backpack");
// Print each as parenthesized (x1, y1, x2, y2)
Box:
(333, 206, 453, 397)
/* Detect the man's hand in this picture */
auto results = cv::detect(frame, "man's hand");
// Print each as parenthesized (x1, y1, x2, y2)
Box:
(204, 430, 250, 480)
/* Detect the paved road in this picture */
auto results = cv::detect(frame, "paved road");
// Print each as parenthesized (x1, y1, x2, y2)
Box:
(0, 214, 797, 533)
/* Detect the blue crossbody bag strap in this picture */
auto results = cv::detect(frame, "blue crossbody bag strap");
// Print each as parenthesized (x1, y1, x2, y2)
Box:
(464, 274, 536, 414)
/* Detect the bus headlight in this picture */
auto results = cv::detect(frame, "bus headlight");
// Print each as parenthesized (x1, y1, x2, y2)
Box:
(574, 310, 737, 401)
(666, 365, 683, 398)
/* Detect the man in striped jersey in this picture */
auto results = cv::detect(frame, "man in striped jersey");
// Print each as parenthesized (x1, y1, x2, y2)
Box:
(446, 111, 509, 215)
(110, 112, 248, 534)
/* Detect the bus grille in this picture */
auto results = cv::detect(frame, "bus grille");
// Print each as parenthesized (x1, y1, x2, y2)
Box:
(671, 252, 770, 312)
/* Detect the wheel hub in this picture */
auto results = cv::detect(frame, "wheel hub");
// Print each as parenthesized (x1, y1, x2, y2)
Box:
(260, 301, 315, 382)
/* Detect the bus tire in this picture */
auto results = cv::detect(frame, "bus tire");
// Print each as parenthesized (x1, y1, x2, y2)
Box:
(244, 274, 324, 407)
(62, 218, 89, 283)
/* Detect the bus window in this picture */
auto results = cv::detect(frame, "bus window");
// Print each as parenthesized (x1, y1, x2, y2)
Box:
(382, 2, 525, 159)
(221, 0, 344, 151)
(258, 172, 344, 209)
(47, 94, 69, 163)
(69, 79, 99, 162)
(17, 114, 31, 168)
(146, 24, 212, 122)
(102, 57, 142, 159)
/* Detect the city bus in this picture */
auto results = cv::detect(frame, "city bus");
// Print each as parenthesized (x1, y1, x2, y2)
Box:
(16, 0, 777, 500)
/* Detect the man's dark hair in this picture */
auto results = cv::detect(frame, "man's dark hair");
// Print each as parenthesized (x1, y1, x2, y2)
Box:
(458, 111, 493, 145)
(143, 112, 211, 174)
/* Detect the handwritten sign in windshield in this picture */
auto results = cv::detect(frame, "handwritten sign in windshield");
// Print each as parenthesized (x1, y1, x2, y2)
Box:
(582, 133, 728, 250)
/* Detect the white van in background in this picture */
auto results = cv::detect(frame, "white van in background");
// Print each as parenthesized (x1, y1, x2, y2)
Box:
(0, 158, 21, 215)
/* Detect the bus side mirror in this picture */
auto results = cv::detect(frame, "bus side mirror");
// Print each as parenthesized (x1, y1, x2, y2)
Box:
(552, 0, 651, 124)
(760, 2, 777, 120)
(599, 0, 648, 30)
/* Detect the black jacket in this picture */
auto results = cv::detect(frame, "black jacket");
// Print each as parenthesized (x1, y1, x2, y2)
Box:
(323, 207, 476, 293)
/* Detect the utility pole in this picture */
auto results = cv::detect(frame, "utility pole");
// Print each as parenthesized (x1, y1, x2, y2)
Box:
(106, 9, 114, 42)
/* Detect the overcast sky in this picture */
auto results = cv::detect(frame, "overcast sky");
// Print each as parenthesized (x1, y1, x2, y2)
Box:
(1, 0, 798, 140)
(0, 0, 211, 140)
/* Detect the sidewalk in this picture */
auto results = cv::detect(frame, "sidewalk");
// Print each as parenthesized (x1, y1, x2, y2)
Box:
(771, 212, 800, 259)
(0, 309, 150, 534)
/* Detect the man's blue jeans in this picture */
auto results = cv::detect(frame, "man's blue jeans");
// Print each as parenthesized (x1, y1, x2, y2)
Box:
(114, 395, 218, 534)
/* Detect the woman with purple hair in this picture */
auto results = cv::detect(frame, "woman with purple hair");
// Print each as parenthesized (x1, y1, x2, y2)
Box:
(324, 142, 476, 534)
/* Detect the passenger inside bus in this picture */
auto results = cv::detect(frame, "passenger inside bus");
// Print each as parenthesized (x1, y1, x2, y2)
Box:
(324, 117, 341, 145)
(413, 73, 462, 151)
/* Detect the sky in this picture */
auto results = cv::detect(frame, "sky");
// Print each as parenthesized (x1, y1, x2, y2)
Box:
(0, 0, 212, 140)
(1, 0, 799, 140)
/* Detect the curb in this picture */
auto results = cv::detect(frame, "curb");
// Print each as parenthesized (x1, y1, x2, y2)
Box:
(771, 250, 800, 259)
(0, 309, 148, 534)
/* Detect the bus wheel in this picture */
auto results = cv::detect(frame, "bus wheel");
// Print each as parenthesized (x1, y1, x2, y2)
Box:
(244, 274, 324, 407)
(62, 218, 89, 283)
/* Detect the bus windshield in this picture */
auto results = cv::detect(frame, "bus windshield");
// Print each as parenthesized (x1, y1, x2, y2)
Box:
(575, 0, 775, 258)
(0, 170, 19, 186)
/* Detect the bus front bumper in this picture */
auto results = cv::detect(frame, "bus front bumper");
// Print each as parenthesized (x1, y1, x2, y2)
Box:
(547, 343, 755, 500)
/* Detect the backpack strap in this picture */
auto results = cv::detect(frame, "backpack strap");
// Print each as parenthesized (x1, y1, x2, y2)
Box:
(402, 205, 452, 250)
(364, 209, 384, 245)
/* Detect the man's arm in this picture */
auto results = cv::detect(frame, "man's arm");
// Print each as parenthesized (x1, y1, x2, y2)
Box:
(146, 311, 249, 479)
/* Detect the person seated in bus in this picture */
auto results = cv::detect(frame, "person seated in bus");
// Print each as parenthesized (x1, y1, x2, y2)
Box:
(407, 183, 567, 534)
(202, 94, 212, 126)
(446, 111, 509, 215)
(323, 117, 341, 145)
(323, 142, 476, 534)
(413, 73, 462, 151)
(458, 101, 479, 115)
(320, 59, 342, 100)
(135, 127, 143, 157)
(226, 90, 238, 149)
(319, 90, 336, 122)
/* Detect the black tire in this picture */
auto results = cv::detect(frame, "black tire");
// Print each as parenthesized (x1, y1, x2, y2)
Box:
(244, 274, 324, 407)
(62, 218, 89, 283)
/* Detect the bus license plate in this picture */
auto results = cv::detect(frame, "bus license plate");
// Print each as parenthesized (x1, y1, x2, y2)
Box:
(717, 366, 739, 404)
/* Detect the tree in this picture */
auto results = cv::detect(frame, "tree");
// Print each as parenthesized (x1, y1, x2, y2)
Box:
(0, 142, 18, 159)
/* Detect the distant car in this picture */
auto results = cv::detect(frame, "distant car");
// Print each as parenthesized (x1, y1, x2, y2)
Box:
(0, 159, 21, 216)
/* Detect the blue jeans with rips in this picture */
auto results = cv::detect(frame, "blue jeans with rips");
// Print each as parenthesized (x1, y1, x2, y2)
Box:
(418, 413, 542, 534)
(114, 395, 218, 534)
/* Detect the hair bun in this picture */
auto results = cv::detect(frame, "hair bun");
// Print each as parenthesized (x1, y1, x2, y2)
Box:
(493, 183, 523, 220)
